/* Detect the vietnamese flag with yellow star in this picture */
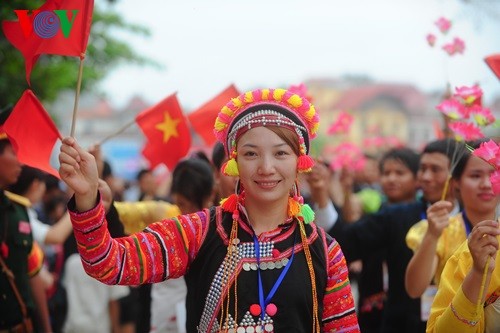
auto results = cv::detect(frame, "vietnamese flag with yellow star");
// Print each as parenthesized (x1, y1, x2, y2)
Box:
(135, 93, 191, 170)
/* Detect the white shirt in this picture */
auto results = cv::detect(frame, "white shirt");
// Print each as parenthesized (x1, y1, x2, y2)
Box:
(150, 278, 187, 333)
(27, 207, 50, 245)
(62, 254, 129, 333)
(313, 200, 339, 231)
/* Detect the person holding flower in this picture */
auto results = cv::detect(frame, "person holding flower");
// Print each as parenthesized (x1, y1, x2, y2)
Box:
(58, 88, 359, 333)
(426, 139, 500, 332)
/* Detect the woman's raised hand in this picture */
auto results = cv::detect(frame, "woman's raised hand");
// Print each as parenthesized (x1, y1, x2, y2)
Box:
(468, 220, 500, 275)
(59, 137, 99, 211)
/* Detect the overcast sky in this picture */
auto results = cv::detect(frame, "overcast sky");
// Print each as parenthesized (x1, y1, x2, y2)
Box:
(99, 0, 500, 109)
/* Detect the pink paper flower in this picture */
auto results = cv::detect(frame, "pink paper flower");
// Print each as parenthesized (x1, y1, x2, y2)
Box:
(453, 37, 465, 54)
(288, 83, 313, 102)
(473, 139, 500, 165)
(454, 85, 483, 106)
(436, 98, 469, 119)
(435, 17, 452, 34)
(426, 33, 436, 47)
(469, 105, 495, 126)
(473, 140, 500, 194)
(328, 143, 365, 171)
(448, 121, 484, 141)
(327, 111, 354, 135)
(384, 136, 404, 148)
(363, 137, 385, 148)
(442, 42, 456, 56)
(490, 170, 500, 195)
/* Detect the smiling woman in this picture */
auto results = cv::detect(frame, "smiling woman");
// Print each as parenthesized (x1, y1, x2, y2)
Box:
(58, 88, 360, 332)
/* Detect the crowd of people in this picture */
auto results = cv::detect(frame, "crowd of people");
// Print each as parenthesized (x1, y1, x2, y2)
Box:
(1, 87, 499, 333)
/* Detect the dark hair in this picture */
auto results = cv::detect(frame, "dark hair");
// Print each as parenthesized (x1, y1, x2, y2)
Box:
(0, 139, 11, 155)
(44, 174, 61, 193)
(7, 165, 46, 195)
(136, 168, 151, 181)
(171, 158, 214, 211)
(102, 160, 113, 180)
(211, 142, 227, 170)
(422, 138, 457, 163)
(379, 147, 420, 176)
(190, 150, 211, 165)
(451, 139, 489, 180)
(44, 195, 67, 219)
(0, 105, 12, 154)
(268, 126, 300, 156)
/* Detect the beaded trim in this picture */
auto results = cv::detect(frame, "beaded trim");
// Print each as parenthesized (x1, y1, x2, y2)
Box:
(227, 109, 308, 154)
(197, 238, 286, 332)
(450, 302, 479, 326)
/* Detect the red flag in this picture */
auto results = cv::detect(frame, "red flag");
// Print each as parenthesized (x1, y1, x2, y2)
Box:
(4, 90, 62, 178)
(187, 84, 240, 146)
(485, 54, 500, 80)
(2, 0, 94, 84)
(135, 94, 191, 170)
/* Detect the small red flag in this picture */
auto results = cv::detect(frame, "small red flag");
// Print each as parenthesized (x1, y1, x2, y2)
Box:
(2, 0, 94, 84)
(135, 93, 191, 170)
(485, 54, 500, 80)
(187, 84, 240, 146)
(4, 90, 62, 178)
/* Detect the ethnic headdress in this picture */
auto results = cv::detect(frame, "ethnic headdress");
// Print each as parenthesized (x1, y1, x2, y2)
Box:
(214, 88, 320, 176)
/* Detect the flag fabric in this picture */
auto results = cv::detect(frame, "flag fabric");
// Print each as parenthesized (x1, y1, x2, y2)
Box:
(135, 93, 191, 170)
(187, 84, 240, 146)
(2, 0, 94, 84)
(4, 90, 62, 178)
(485, 54, 500, 80)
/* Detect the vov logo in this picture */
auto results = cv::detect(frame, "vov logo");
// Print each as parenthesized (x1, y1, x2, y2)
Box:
(14, 9, 79, 39)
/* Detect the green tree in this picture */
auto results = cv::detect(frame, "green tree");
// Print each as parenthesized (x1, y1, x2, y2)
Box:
(0, 0, 157, 107)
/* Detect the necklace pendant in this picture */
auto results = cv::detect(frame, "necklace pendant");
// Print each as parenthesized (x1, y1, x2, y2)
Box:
(265, 303, 277, 316)
(1, 242, 8, 258)
(249, 303, 261, 316)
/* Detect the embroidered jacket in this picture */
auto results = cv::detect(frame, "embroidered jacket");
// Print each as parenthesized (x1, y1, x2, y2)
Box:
(68, 197, 359, 332)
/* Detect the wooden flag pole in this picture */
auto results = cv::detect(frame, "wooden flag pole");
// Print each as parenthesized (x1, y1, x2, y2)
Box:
(70, 56, 85, 137)
(97, 118, 136, 145)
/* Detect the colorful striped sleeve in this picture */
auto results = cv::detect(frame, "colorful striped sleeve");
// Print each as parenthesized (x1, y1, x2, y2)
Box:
(322, 237, 360, 332)
(68, 198, 211, 286)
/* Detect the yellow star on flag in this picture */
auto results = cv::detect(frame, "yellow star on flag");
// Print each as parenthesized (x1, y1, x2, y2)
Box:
(155, 112, 181, 142)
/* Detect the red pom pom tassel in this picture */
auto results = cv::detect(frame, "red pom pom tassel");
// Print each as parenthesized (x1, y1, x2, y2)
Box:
(220, 193, 239, 212)
(297, 154, 315, 173)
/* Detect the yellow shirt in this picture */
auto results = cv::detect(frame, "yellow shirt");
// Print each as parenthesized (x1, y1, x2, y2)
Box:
(406, 213, 467, 286)
(426, 240, 500, 333)
(114, 200, 181, 234)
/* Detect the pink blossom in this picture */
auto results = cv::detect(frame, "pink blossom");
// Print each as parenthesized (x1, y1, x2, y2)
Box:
(288, 83, 313, 102)
(453, 37, 465, 54)
(442, 42, 456, 56)
(454, 85, 483, 106)
(352, 158, 367, 172)
(436, 98, 469, 119)
(448, 122, 484, 141)
(469, 105, 495, 126)
(473, 139, 500, 165)
(363, 137, 385, 148)
(490, 170, 500, 195)
(435, 17, 452, 34)
(426, 33, 436, 47)
(328, 143, 365, 171)
(327, 111, 354, 135)
(384, 136, 404, 148)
